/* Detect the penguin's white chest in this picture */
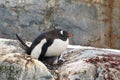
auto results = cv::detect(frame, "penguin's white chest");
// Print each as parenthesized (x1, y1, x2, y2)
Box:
(31, 39, 46, 59)
(31, 38, 69, 59)
(45, 39, 69, 57)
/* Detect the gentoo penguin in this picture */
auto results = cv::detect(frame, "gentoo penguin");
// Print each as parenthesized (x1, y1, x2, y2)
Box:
(16, 29, 72, 62)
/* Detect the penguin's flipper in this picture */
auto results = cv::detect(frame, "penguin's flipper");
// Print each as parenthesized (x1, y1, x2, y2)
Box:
(16, 34, 29, 50)
(38, 39, 53, 61)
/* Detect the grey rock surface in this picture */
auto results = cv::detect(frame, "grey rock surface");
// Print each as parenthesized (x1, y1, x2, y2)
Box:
(0, 38, 54, 80)
(0, 0, 119, 49)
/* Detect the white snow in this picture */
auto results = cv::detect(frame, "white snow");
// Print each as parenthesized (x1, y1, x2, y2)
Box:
(68, 45, 120, 53)
(66, 45, 120, 59)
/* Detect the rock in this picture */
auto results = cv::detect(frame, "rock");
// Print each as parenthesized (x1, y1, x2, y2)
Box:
(58, 45, 120, 80)
(0, 38, 54, 80)
(0, 0, 119, 49)
(0, 38, 120, 80)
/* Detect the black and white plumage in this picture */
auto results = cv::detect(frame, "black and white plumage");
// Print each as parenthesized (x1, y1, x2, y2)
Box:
(16, 29, 72, 62)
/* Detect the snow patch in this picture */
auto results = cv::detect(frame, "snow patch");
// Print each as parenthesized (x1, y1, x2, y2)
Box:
(68, 45, 120, 53)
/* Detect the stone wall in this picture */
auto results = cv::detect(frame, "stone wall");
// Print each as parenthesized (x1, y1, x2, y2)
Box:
(0, 0, 119, 49)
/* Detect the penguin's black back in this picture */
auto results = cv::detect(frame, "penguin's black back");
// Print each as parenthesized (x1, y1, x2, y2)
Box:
(28, 32, 48, 55)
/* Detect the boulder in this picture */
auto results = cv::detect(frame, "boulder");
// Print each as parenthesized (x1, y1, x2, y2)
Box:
(0, 38, 54, 80)
(58, 45, 120, 80)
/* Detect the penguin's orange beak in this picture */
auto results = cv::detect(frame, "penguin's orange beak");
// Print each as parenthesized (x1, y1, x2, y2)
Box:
(67, 33, 73, 37)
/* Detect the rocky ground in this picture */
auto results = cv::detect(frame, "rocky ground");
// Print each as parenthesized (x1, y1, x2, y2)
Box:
(58, 45, 120, 80)
(0, 38, 120, 80)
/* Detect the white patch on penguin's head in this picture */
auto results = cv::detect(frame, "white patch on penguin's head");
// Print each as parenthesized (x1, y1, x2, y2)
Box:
(60, 30, 64, 35)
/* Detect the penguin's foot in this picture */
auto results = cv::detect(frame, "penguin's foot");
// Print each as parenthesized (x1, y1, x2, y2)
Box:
(42, 56, 66, 70)
(42, 57, 59, 69)
(57, 59, 64, 66)
(43, 61, 59, 70)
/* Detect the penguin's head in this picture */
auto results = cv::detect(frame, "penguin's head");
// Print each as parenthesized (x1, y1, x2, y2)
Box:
(59, 29, 73, 38)
(45, 29, 73, 41)
(54, 29, 73, 41)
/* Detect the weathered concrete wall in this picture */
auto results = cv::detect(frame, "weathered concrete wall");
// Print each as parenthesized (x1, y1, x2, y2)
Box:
(0, 0, 119, 49)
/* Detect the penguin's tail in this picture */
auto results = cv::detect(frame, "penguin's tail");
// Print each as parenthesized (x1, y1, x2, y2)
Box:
(16, 34, 30, 52)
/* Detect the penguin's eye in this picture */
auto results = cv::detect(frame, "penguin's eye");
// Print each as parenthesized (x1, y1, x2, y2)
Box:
(60, 30, 64, 35)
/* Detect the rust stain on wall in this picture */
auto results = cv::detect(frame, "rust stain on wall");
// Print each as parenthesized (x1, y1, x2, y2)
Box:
(103, 0, 120, 49)
(104, 0, 114, 48)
